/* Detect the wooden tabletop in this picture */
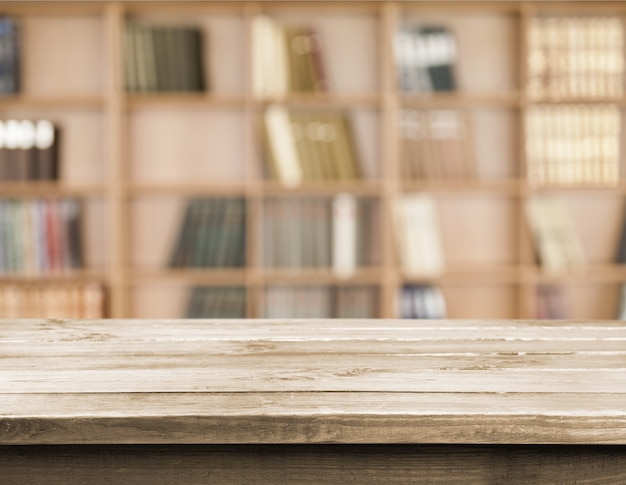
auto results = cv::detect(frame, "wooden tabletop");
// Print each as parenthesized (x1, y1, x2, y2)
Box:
(1, 318, 626, 445)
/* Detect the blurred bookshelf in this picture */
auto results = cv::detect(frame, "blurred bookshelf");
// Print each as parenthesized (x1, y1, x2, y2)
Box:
(1, 1, 625, 320)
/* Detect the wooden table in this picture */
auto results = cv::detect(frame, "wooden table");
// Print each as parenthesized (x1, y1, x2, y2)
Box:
(2, 318, 626, 484)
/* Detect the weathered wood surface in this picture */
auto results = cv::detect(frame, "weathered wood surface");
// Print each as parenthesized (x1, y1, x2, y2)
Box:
(3, 444, 626, 485)
(2, 318, 626, 445)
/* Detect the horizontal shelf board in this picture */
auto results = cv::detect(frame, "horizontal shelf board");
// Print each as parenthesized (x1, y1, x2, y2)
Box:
(122, 1, 245, 14)
(262, 180, 383, 196)
(255, 93, 381, 108)
(258, 2, 380, 14)
(402, 179, 524, 195)
(524, 265, 626, 284)
(131, 268, 248, 285)
(402, 265, 523, 284)
(530, 2, 626, 13)
(1, 2, 105, 15)
(125, 93, 246, 109)
(260, 267, 384, 285)
(527, 182, 626, 194)
(400, 92, 521, 109)
(524, 96, 626, 106)
(0, 270, 108, 283)
(127, 182, 249, 197)
(0, 182, 106, 197)
(0, 95, 104, 110)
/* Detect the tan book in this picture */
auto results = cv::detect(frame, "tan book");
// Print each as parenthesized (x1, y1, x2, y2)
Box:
(327, 111, 360, 180)
(526, 195, 585, 273)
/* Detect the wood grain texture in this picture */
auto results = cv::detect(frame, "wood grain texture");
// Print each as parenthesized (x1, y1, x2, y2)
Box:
(1, 319, 626, 445)
(2, 445, 626, 485)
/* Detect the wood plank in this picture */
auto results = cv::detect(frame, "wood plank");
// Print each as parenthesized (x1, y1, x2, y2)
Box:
(2, 319, 626, 445)
(2, 444, 624, 485)
(3, 318, 626, 341)
(3, 367, 626, 394)
(3, 404, 626, 445)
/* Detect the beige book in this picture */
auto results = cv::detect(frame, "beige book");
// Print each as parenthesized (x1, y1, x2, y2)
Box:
(393, 193, 445, 276)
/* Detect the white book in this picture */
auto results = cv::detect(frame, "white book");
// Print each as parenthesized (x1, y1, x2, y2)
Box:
(264, 104, 302, 187)
(332, 193, 357, 278)
(393, 193, 445, 276)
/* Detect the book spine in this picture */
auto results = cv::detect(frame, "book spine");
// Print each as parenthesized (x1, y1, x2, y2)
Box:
(332, 193, 357, 278)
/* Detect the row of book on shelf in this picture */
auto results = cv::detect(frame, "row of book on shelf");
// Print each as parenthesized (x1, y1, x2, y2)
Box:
(0, 16, 19, 95)
(123, 23, 206, 93)
(262, 195, 377, 275)
(169, 198, 246, 269)
(1, 102, 621, 189)
(0, 282, 105, 318)
(525, 104, 621, 187)
(262, 106, 361, 187)
(527, 16, 624, 100)
(0, 119, 60, 181)
(0, 198, 83, 275)
(4, 13, 626, 99)
(184, 282, 626, 320)
(262, 285, 378, 319)
(253, 15, 328, 97)
(400, 109, 476, 180)
(185, 284, 445, 319)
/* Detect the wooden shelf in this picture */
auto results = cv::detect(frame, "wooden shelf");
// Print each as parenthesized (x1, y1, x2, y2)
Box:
(255, 93, 382, 109)
(402, 265, 523, 285)
(124, 93, 246, 110)
(0, 182, 106, 197)
(127, 182, 248, 197)
(260, 267, 384, 285)
(0, 95, 104, 110)
(262, 180, 383, 197)
(0, 270, 108, 284)
(402, 179, 525, 196)
(130, 268, 247, 285)
(401, 92, 522, 109)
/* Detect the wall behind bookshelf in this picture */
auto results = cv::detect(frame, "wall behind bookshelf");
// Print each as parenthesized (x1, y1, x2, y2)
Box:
(1, 1, 625, 320)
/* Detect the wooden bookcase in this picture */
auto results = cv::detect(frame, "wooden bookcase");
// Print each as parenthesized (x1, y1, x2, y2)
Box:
(1, 0, 625, 320)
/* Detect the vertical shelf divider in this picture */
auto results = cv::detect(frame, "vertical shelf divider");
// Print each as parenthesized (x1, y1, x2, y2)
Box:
(380, 1, 400, 318)
(105, 1, 129, 318)
(244, 1, 263, 318)
(518, 1, 535, 319)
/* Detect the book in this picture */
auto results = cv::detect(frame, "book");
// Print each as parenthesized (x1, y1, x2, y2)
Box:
(0, 119, 60, 182)
(527, 16, 624, 100)
(253, 16, 328, 97)
(525, 195, 585, 273)
(262, 106, 361, 186)
(0, 198, 83, 275)
(263, 285, 377, 318)
(535, 284, 567, 319)
(396, 24, 458, 93)
(392, 193, 445, 276)
(0, 16, 20, 95)
(124, 23, 206, 93)
(525, 104, 620, 187)
(168, 198, 246, 269)
(263, 104, 303, 187)
(332, 193, 357, 278)
(400, 109, 476, 180)
(399, 284, 447, 319)
(185, 286, 246, 318)
(262, 196, 375, 270)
